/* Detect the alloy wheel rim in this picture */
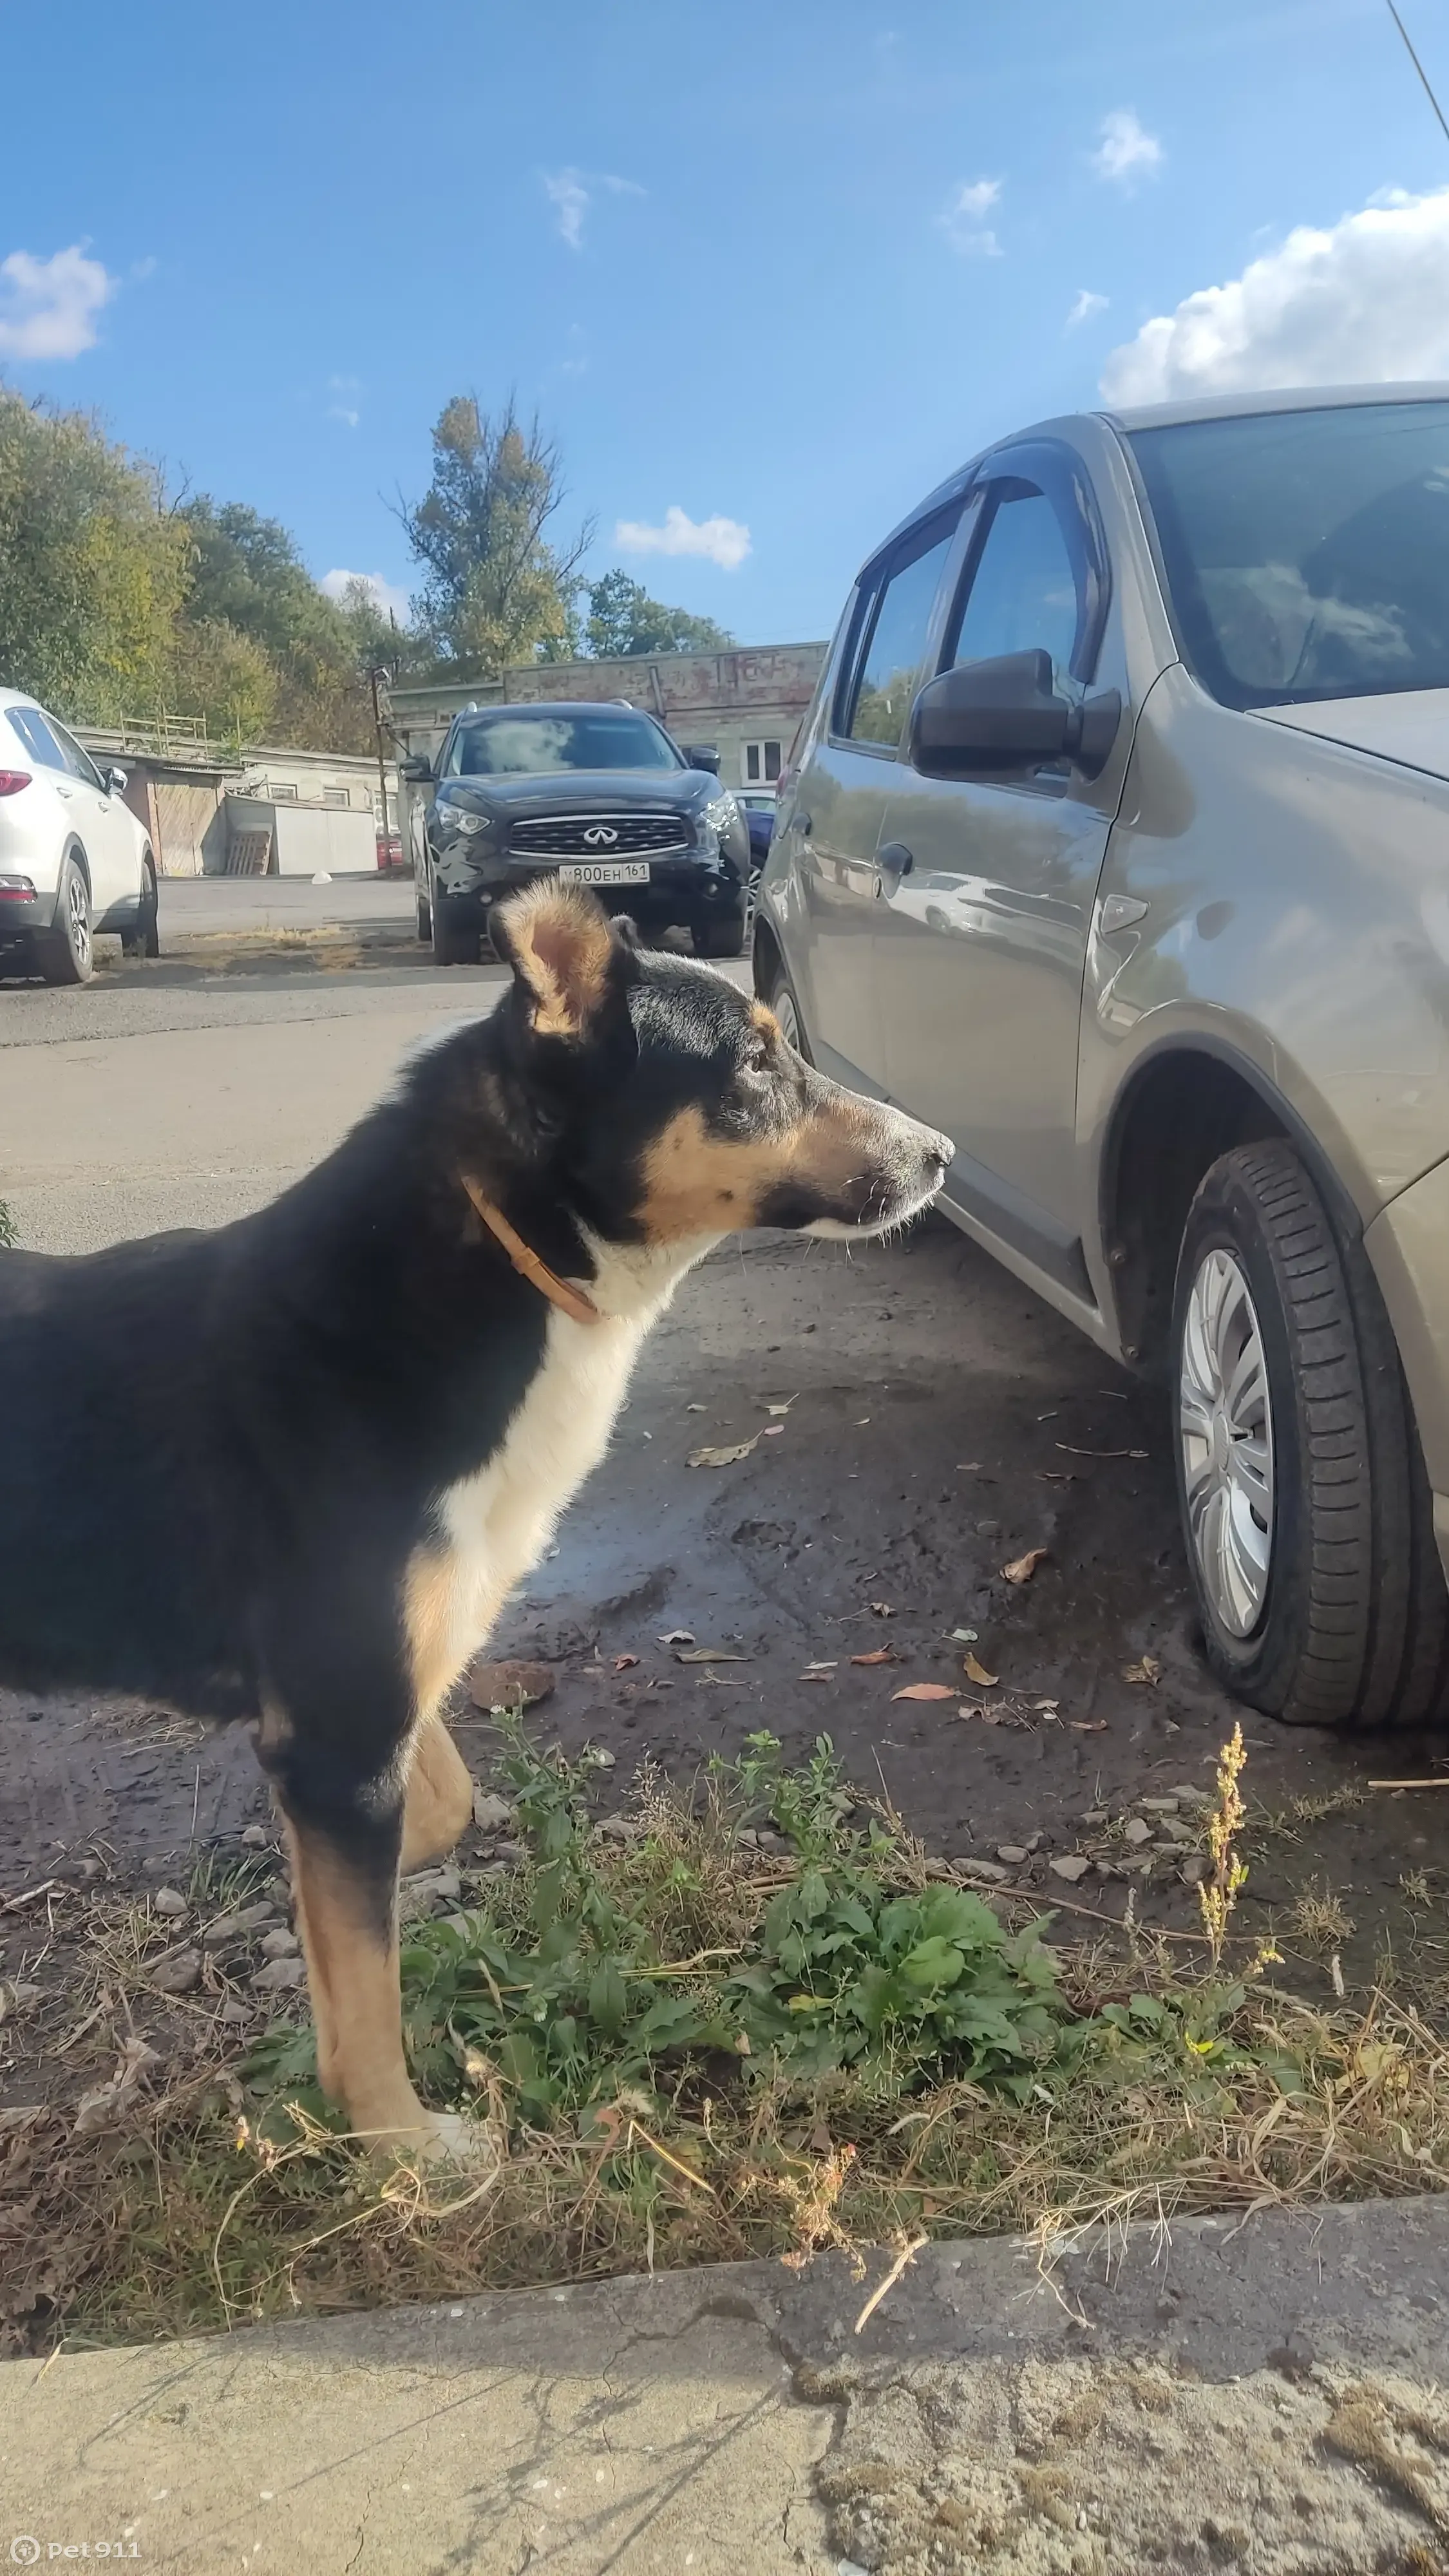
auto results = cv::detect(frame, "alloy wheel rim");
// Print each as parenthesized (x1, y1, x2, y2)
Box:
(774, 987, 802, 1051)
(68, 875, 91, 966)
(1179, 1247, 1274, 1637)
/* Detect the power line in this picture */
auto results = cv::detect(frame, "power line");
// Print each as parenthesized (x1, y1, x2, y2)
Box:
(1385, 0, 1449, 151)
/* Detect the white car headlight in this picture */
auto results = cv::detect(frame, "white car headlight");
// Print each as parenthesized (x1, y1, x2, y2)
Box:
(436, 797, 491, 837)
(703, 792, 739, 838)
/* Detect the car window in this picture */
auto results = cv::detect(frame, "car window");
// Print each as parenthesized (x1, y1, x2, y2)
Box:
(948, 486, 1084, 691)
(1129, 398, 1449, 709)
(6, 705, 68, 770)
(842, 515, 960, 747)
(445, 710, 683, 775)
(44, 715, 106, 790)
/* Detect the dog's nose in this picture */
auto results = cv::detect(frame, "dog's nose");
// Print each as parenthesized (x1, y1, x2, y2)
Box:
(926, 1130, 954, 1181)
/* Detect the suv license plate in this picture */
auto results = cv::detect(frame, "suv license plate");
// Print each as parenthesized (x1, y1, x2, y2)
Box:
(556, 860, 650, 887)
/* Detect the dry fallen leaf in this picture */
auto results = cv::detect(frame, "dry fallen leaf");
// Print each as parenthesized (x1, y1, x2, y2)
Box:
(1071, 1719, 1109, 1732)
(761, 1396, 798, 1416)
(851, 1647, 898, 1666)
(1002, 1547, 1048, 1586)
(469, 1658, 555, 1711)
(676, 1647, 750, 1663)
(869, 1601, 896, 1618)
(762, 1425, 785, 1437)
(892, 1681, 956, 1701)
(685, 1403, 706, 1413)
(613, 1654, 639, 1672)
(963, 1652, 999, 1687)
(688, 1434, 761, 1468)
(1123, 1655, 1162, 1686)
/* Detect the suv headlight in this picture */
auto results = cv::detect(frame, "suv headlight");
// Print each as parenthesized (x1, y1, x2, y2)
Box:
(435, 793, 491, 838)
(703, 792, 739, 839)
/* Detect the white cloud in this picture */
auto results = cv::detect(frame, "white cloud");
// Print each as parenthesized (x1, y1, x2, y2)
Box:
(321, 569, 412, 624)
(543, 167, 644, 250)
(1101, 184, 1449, 405)
(1066, 288, 1109, 330)
(613, 506, 752, 571)
(939, 177, 1002, 257)
(328, 404, 359, 428)
(1092, 109, 1162, 187)
(0, 244, 115, 361)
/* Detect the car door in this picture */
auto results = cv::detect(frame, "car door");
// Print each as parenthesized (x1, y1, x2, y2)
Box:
(790, 506, 961, 1088)
(874, 447, 1119, 1290)
(45, 714, 138, 915)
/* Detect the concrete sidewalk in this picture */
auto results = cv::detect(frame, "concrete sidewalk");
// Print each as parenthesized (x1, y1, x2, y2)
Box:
(4, 2197, 1449, 2571)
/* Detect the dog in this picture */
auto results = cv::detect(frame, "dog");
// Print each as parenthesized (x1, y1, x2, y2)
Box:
(0, 884, 951, 2155)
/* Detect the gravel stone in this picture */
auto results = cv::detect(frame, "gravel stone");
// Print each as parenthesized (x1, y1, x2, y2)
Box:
(149, 1947, 202, 1995)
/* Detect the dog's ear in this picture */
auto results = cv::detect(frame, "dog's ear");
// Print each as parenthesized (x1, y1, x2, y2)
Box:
(491, 884, 636, 1039)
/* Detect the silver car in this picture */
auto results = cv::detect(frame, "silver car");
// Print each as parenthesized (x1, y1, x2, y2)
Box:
(754, 384, 1449, 1732)
(0, 689, 158, 983)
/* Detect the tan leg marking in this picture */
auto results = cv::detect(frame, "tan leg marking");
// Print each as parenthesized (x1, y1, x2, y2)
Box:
(401, 1713, 475, 1873)
(403, 1545, 463, 1722)
(282, 1819, 453, 2154)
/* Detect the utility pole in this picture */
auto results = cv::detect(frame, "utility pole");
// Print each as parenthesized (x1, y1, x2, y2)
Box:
(369, 665, 394, 867)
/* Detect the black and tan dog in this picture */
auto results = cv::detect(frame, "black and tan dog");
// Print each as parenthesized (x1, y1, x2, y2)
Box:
(0, 885, 950, 2155)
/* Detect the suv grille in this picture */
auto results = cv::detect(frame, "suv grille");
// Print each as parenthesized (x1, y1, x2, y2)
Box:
(508, 812, 694, 860)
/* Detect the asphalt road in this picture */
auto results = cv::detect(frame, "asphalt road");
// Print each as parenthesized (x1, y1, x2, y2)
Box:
(1, 925, 1435, 2005)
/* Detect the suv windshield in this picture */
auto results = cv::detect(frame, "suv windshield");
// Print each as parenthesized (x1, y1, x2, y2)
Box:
(445, 709, 683, 776)
(1129, 399, 1449, 709)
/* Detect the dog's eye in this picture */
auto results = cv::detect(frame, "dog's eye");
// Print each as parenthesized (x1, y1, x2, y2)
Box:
(743, 1041, 770, 1076)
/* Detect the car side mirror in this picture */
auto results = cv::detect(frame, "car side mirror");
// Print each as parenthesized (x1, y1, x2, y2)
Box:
(684, 744, 721, 775)
(909, 650, 1121, 782)
(102, 763, 128, 795)
(399, 753, 434, 783)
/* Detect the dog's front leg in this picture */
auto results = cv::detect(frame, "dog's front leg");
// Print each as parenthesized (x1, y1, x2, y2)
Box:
(254, 1687, 474, 2162)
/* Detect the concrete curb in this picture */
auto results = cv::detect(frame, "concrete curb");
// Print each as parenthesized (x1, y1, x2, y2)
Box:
(2, 2197, 1447, 2571)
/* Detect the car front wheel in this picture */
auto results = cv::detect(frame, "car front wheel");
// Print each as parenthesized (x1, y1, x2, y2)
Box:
(1172, 1141, 1449, 1729)
(764, 952, 813, 1065)
(431, 880, 481, 967)
(694, 905, 747, 960)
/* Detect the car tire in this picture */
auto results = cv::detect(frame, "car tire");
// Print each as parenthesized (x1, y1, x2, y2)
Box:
(416, 887, 433, 943)
(694, 907, 747, 960)
(764, 952, 813, 1065)
(1171, 1140, 1449, 1729)
(431, 889, 481, 967)
(122, 852, 160, 960)
(40, 856, 94, 986)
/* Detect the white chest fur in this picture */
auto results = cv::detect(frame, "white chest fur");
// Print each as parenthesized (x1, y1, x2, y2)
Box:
(407, 1233, 715, 1714)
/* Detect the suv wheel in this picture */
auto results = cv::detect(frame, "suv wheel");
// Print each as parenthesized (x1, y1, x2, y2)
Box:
(695, 905, 746, 960)
(431, 882, 480, 968)
(416, 886, 433, 943)
(1172, 1141, 1449, 1728)
(41, 856, 94, 986)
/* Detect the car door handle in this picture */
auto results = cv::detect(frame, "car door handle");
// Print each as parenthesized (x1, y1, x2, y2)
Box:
(878, 842, 914, 880)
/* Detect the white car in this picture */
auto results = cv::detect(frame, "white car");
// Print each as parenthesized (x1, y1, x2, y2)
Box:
(0, 689, 158, 984)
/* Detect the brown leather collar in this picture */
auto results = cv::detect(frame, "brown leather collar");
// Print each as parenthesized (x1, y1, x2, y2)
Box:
(461, 1176, 600, 1327)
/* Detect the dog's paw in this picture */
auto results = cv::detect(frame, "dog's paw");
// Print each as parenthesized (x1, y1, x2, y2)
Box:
(368, 2107, 500, 2171)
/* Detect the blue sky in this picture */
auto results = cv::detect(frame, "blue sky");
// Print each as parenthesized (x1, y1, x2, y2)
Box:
(6, 0, 1449, 645)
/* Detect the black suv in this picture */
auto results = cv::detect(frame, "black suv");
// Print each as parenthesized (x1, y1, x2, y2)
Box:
(404, 700, 752, 966)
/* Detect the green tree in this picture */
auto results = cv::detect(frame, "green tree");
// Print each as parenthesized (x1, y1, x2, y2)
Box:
(0, 390, 189, 725)
(584, 569, 733, 659)
(401, 395, 592, 673)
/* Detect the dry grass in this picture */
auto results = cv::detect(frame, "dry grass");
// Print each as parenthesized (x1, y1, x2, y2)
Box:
(5, 1725, 1449, 2357)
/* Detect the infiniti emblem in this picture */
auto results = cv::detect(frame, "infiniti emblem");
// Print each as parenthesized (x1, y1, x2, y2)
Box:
(582, 824, 620, 848)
